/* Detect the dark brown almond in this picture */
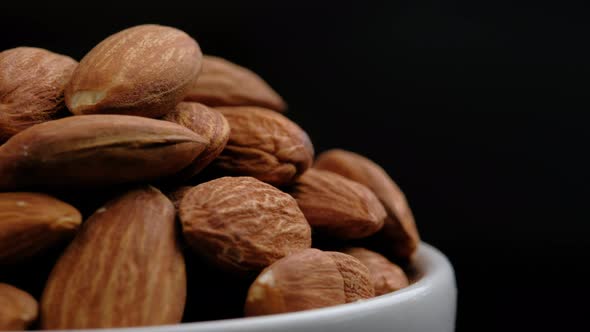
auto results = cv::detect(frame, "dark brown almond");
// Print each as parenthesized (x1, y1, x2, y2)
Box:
(163, 102, 230, 179)
(179, 176, 311, 273)
(0, 47, 77, 141)
(41, 186, 186, 329)
(315, 149, 419, 259)
(0, 115, 208, 190)
(342, 247, 409, 296)
(215, 106, 313, 186)
(66, 24, 202, 118)
(290, 168, 386, 239)
(184, 55, 286, 112)
(0, 283, 38, 330)
(0, 192, 81, 264)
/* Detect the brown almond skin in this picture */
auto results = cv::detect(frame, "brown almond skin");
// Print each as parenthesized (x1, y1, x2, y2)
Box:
(0, 283, 38, 330)
(66, 24, 202, 118)
(290, 168, 386, 239)
(0, 114, 208, 190)
(314, 149, 420, 259)
(245, 249, 374, 316)
(0, 47, 77, 141)
(0, 192, 82, 264)
(179, 176, 311, 273)
(341, 247, 409, 296)
(163, 102, 230, 180)
(244, 249, 345, 316)
(184, 55, 286, 112)
(215, 107, 314, 186)
(325, 251, 375, 302)
(41, 186, 186, 329)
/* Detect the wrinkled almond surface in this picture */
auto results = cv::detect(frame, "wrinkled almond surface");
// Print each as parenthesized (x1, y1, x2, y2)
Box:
(0, 47, 77, 141)
(245, 249, 374, 316)
(66, 24, 202, 118)
(0, 283, 38, 330)
(290, 168, 386, 239)
(179, 176, 311, 273)
(0, 115, 208, 190)
(325, 251, 375, 302)
(0, 192, 81, 264)
(184, 55, 286, 112)
(244, 249, 345, 316)
(342, 247, 409, 296)
(41, 186, 186, 329)
(163, 102, 230, 179)
(215, 107, 313, 186)
(315, 149, 419, 259)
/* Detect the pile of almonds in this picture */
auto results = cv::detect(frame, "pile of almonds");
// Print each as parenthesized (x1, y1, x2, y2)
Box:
(0, 24, 420, 330)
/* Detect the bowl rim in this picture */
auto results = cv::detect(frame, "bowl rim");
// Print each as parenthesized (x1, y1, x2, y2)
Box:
(41, 242, 454, 332)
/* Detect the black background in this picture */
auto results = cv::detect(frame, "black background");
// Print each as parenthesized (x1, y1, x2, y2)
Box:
(2, 1, 589, 331)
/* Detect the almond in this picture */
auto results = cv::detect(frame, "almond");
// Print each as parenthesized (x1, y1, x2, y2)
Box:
(341, 247, 409, 296)
(0, 192, 82, 264)
(314, 149, 420, 259)
(163, 102, 230, 180)
(0, 47, 77, 141)
(66, 24, 202, 118)
(244, 248, 373, 316)
(179, 176, 311, 273)
(0, 283, 38, 330)
(325, 251, 375, 302)
(215, 106, 313, 186)
(184, 55, 286, 112)
(290, 168, 386, 239)
(41, 186, 186, 329)
(0, 114, 208, 190)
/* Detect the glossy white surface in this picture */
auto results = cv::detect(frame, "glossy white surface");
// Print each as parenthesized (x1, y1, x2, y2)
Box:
(46, 243, 456, 332)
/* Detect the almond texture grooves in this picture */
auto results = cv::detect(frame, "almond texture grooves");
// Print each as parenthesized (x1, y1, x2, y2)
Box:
(40, 186, 186, 329)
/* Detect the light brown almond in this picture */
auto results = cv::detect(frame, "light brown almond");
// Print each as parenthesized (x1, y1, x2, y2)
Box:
(341, 247, 409, 296)
(0, 192, 81, 264)
(290, 168, 386, 239)
(66, 24, 202, 118)
(41, 186, 186, 329)
(244, 249, 344, 316)
(0, 47, 77, 141)
(315, 149, 420, 259)
(325, 251, 375, 302)
(0, 283, 38, 330)
(0, 114, 208, 190)
(184, 55, 286, 112)
(245, 249, 374, 316)
(215, 106, 313, 186)
(163, 102, 230, 179)
(179, 176, 311, 273)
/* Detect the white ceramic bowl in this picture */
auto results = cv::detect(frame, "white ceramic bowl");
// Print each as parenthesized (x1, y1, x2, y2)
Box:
(54, 242, 456, 332)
